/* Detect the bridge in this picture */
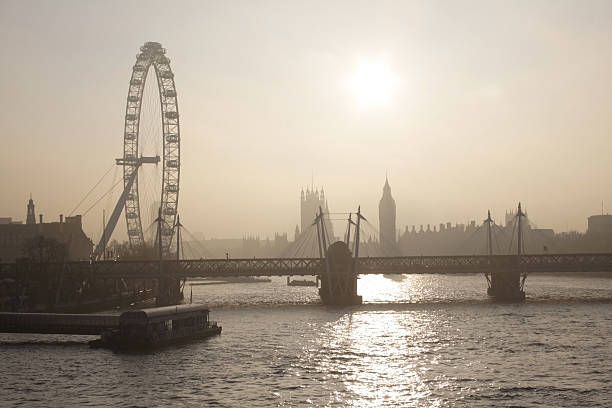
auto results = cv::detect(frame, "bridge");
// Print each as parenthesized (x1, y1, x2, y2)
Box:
(2, 252, 611, 306)
(2, 253, 611, 279)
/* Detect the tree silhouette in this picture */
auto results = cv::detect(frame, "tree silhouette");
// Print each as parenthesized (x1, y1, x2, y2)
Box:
(22, 236, 67, 263)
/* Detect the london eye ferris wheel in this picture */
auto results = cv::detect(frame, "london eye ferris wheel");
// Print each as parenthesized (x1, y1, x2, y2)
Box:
(94, 42, 180, 257)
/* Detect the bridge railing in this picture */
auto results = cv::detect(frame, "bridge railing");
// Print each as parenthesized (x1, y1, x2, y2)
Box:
(74, 257, 325, 278)
(518, 253, 612, 272)
(357, 253, 612, 274)
(2, 253, 612, 280)
(357, 255, 518, 274)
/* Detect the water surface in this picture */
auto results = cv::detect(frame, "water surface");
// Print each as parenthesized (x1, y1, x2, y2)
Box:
(1, 274, 610, 407)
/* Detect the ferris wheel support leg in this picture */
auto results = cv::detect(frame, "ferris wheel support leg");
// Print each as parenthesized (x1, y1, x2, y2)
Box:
(93, 166, 140, 259)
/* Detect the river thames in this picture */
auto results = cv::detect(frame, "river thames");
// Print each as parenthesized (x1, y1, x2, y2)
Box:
(1, 274, 611, 407)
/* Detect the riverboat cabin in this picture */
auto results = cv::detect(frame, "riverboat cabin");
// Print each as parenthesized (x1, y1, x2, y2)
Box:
(90, 304, 221, 349)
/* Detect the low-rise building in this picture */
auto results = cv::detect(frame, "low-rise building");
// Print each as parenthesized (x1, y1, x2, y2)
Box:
(0, 198, 92, 262)
(587, 214, 612, 236)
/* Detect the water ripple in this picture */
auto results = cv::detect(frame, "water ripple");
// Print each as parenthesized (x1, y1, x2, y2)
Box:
(1, 274, 610, 407)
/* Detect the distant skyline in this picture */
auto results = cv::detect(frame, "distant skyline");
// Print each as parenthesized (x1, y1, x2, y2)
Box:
(2, 0, 612, 243)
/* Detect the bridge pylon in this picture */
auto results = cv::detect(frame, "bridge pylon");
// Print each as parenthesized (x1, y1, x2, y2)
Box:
(319, 241, 362, 305)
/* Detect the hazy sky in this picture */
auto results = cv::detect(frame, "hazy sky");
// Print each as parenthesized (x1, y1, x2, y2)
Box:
(1, 0, 612, 243)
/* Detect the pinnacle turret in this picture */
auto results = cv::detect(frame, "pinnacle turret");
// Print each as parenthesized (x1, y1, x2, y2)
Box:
(379, 176, 397, 253)
(26, 195, 36, 225)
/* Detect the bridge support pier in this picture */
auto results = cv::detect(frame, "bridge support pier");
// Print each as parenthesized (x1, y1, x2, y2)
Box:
(487, 269, 525, 301)
(319, 241, 362, 306)
(487, 203, 527, 302)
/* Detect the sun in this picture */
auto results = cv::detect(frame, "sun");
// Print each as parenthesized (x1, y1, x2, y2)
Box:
(348, 60, 398, 108)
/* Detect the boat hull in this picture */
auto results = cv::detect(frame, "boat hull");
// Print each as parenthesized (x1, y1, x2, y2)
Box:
(90, 326, 222, 350)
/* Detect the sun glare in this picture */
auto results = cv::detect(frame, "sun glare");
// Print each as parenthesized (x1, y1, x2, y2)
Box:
(348, 60, 398, 108)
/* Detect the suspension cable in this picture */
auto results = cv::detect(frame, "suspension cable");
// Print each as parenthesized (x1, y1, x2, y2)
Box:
(81, 176, 125, 217)
(181, 225, 215, 258)
(68, 163, 115, 216)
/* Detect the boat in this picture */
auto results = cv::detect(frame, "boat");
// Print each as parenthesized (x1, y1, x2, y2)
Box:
(286, 277, 318, 287)
(89, 304, 221, 350)
(220, 276, 271, 283)
(187, 276, 271, 286)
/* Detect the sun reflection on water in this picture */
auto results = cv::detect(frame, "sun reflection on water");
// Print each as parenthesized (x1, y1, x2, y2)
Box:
(294, 305, 446, 407)
(357, 273, 488, 304)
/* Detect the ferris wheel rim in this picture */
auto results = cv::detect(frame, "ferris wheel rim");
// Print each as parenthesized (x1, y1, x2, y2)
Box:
(122, 41, 180, 251)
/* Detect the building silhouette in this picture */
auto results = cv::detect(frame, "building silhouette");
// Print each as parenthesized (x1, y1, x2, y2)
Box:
(0, 197, 93, 262)
(294, 225, 300, 242)
(505, 208, 530, 228)
(180, 233, 289, 259)
(396, 210, 612, 256)
(300, 186, 334, 240)
(26, 195, 36, 225)
(378, 177, 397, 254)
(587, 214, 612, 235)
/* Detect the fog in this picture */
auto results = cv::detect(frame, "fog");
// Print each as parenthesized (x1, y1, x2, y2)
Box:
(1, 0, 611, 243)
